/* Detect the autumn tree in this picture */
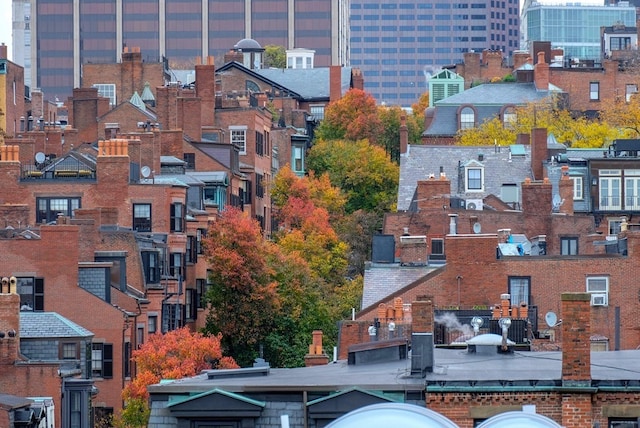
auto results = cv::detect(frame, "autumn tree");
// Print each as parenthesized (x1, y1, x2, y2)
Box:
(263, 45, 286, 68)
(307, 139, 399, 214)
(315, 88, 383, 144)
(115, 328, 238, 427)
(203, 207, 281, 366)
(599, 91, 640, 138)
(411, 91, 430, 136)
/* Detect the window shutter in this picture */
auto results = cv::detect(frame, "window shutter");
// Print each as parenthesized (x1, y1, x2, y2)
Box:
(103, 344, 113, 378)
(35, 278, 45, 311)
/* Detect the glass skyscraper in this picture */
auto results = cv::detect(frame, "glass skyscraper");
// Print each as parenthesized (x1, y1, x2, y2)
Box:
(348, 0, 520, 107)
(523, 2, 636, 61)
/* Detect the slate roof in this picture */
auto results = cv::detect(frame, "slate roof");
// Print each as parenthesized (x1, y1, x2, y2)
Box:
(20, 312, 94, 339)
(397, 145, 533, 212)
(424, 82, 561, 137)
(255, 67, 353, 100)
(362, 264, 439, 310)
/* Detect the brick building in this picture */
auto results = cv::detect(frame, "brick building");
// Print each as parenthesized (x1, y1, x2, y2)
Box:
(0, 43, 25, 142)
(145, 292, 640, 428)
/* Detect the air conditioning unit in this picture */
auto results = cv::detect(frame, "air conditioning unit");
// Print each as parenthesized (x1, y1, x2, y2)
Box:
(465, 199, 483, 211)
(590, 293, 608, 307)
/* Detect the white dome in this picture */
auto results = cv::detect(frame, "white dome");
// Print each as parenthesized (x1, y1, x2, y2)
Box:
(326, 403, 459, 428)
(477, 411, 563, 428)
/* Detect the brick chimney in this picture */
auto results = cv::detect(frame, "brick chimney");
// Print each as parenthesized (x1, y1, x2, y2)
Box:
(558, 165, 574, 215)
(560, 292, 592, 428)
(513, 51, 531, 70)
(531, 127, 548, 180)
(329, 65, 342, 103)
(400, 113, 408, 155)
(534, 51, 549, 91)
(96, 139, 130, 191)
(411, 297, 434, 375)
(70, 87, 103, 143)
(416, 174, 451, 211)
(0, 277, 21, 366)
(399, 234, 427, 265)
(196, 56, 216, 127)
(304, 330, 330, 367)
(121, 47, 144, 102)
(521, 177, 553, 216)
(0, 43, 7, 60)
(351, 68, 364, 90)
(156, 86, 179, 131)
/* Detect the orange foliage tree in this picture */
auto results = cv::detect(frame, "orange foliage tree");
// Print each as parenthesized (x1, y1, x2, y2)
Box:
(123, 327, 238, 401)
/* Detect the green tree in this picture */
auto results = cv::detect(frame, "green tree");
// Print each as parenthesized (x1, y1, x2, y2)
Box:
(263, 45, 286, 68)
(307, 139, 399, 213)
(203, 208, 281, 366)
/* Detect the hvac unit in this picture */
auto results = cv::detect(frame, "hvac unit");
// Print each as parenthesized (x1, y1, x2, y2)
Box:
(465, 199, 483, 211)
(590, 293, 608, 307)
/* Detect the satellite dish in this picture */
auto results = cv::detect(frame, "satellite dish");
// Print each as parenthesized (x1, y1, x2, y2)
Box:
(141, 166, 151, 178)
(545, 311, 558, 328)
(473, 222, 482, 234)
(35, 152, 46, 163)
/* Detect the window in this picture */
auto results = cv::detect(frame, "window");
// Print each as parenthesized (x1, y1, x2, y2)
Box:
(431, 238, 444, 255)
(196, 278, 207, 309)
(18, 277, 44, 311)
(310, 105, 325, 120)
(561, 237, 578, 255)
(183, 153, 195, 169)
(186, 235, 197, 264)
(571, 177, 583, 200)
(36, 197, 81, 224)
(502, 106, 516, 129)
(148, 314, 157, 334)
(62, 342, 78, 359)
(230, 126, 247, 155)
(256, 173, 265, 198)
(590, 82, 600, 101)
(626, 84, 638, 102)
(508, 277, 530, 306)
(609, 218, 624, 235)
(124, 341, 131, 378)
(169, 252, 184, 280)
(466, 167, 483, 192)
(610, 418, 640, 427)
(587, 276, 609, 307)
(197, 228, 206, 254)
(185, 288, 198, 321)
(255, 131, 264, 156)
(133, 203, 151, 232)
(92, 83, 116, 106)
(91, 343, 113, 378)
(460, 106, 475, 129)
(170, 202, 184, 232)
(292, 144, 305, 175)
(141, 250, 160, 284)
(625, 171, 640, 210)
(204, 185, 227, 209)
(599, 170, 621, 210)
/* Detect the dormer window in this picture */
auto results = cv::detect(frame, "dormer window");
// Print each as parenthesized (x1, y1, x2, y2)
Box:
(459, 106, 475, 130)
(464, 160, 484, 192)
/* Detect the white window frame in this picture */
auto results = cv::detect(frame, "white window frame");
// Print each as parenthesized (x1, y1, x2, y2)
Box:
(571, 176, 583, 200)
(230, 126, 247, 155)
(626, 83, 638, 102)
(92, 83, 116, 106)
(589, 82, 599, 101)
(310, 105, 325, 121)
(460, 106, 475, 130)
(586, 276, 609, 307)
(624, 169, 640, 210)
(465, 163, 484, 193)
(599, 170, 621, 210)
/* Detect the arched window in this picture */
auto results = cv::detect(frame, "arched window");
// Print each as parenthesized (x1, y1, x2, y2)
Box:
(245, 80, 260, 93)
(503, 106, 516, 128)
(460, 106, 475, 130)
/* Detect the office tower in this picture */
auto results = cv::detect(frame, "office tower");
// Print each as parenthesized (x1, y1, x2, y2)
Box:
(13, 0, 348, 102)
(522, 1, 636, 60)
(349, 0, 520, 107)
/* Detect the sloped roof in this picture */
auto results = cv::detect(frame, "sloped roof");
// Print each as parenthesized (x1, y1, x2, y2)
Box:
(130, 91, 146, 111)
(256, 67, 352, 99)
(424, 82, 561, 137)
(20, 312, 94, 338)
(362, 264, 438, 310)
(398, 145, 532, 211)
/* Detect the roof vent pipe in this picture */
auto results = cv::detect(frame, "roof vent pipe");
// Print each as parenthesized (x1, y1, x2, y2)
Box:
(448, 214, 458, 235)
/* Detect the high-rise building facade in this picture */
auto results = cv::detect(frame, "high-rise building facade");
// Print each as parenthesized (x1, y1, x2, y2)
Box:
(522, 1, 636, 61)
(13, 0, 348, 101)
(349, 0, 520, 107)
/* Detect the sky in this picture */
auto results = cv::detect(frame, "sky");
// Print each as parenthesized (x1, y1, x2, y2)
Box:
(0, 0, 608, 64)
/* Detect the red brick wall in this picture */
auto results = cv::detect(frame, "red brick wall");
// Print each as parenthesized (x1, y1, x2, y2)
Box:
(416, 178, 451, 211)
(561, 293, 591, 382)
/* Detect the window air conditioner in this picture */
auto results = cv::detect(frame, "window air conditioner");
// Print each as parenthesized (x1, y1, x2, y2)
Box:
(590, 293, 608, 307)
(465, 199, 483, 211)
